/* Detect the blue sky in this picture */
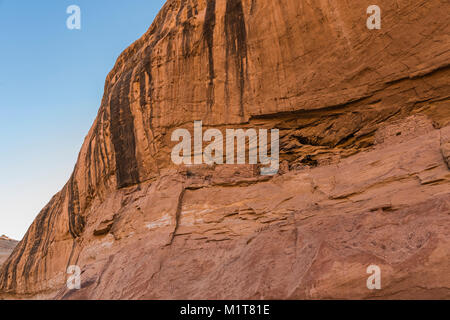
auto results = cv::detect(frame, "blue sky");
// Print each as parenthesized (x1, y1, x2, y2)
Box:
(0, 0, 166, 240)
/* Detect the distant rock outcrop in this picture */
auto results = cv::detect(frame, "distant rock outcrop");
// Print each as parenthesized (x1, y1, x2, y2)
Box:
(0, 236, 18, 267)
(1, 0, 449, 299)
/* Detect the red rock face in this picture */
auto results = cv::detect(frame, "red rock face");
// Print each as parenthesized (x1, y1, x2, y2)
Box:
(1, 0, 449, 299)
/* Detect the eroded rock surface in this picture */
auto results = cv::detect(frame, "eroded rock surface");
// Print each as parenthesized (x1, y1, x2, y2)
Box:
(1, 0, 449, 299)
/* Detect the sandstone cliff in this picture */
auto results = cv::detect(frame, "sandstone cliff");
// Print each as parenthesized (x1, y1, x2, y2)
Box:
(1, 0, 449, 299)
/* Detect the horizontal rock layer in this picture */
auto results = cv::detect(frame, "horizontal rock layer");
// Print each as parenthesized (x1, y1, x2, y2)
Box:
(1, 0, 449, 299)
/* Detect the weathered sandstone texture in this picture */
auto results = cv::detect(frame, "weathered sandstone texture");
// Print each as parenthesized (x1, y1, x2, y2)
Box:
(0, 236, 18, 267)
(1, 0, 449, 299)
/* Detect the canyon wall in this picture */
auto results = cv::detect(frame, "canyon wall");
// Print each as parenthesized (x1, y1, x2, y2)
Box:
(1, 0, 449, 299)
